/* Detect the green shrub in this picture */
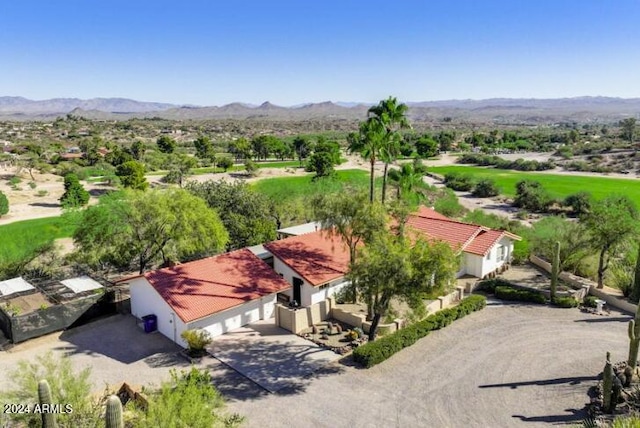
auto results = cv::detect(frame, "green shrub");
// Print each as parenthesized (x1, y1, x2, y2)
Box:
(443, 172, 474, 191)
(476, 278, 514, 293)
(494, 285, 547, 304)
(434, 190, 465, 217)
(352, 295, 486, 368)
(551, 296, 578, 308)
(180, 329, 212, 356)
(472, 178, 500, 197)
(583, 295, 598, 308)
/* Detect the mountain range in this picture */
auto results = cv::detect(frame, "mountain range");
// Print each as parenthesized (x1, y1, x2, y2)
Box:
(0, 96, 638, 123)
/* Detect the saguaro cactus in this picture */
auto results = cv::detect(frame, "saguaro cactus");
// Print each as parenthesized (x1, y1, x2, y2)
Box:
(550, 241, 560, 300)
(38, 379, 57, 428)
(626, 303, 640, 386)
(105, 395, 123, 428)
(603, 352, 613, 412)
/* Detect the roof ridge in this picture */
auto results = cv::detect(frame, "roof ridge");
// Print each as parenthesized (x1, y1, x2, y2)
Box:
(142, 248, 251, 278)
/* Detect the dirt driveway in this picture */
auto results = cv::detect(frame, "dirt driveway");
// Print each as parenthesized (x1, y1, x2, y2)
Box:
(229, 302, 630, 428)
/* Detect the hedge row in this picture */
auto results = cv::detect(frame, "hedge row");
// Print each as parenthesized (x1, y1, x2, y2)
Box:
(475, 278, 514, 294)
(479, 280, 578, 308)
(494, 285, 547, 304)
(551, 296, 579, 308)
(352, 295, 487, 368)
(457, 153, 556, 171)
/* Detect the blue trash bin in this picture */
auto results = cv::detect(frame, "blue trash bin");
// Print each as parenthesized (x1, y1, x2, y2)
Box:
(142, 314, 157, 333)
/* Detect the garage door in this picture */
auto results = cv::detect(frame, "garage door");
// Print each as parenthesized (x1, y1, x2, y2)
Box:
(190, 299, 262, 338)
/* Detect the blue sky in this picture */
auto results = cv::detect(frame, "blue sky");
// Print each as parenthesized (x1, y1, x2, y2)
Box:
(1, 1, 638, 105)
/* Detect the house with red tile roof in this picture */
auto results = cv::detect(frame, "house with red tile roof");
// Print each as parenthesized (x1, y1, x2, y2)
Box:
(121, 206, 520, 344)
(264, 230, 350, 307)
(120, 248, 291, 346)
(406, 207, 521, 278)
(265, 207, 521, 305)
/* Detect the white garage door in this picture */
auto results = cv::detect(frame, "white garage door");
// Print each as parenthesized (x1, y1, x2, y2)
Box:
(191, 299, 262, 338)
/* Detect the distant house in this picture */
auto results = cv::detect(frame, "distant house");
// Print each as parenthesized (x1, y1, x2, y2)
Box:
(120, 249, 291, 346)
(406, 207, 521, 278)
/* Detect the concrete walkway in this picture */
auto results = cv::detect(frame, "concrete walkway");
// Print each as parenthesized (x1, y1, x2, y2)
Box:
(208, 320, 341, 393)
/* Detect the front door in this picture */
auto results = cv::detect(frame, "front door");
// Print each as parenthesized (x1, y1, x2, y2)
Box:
(293, 277, 303, 306)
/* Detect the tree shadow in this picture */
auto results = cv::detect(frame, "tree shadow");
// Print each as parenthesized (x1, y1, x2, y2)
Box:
(574, 316, 629, 323)
(28, 202, 60, 208)
(479, 375, 598, 389)
(89, 188, 110, 197)
(208, 327, 346, 397)
(512, 407, 586, 424)
(57, 314, 183, 364)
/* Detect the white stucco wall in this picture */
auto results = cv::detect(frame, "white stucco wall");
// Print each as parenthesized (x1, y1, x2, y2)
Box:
(308, 279, 348, 305)
(129, 277, 186, 345)
(130, 277, 280, 347)
(463, 237, 515, 278)
(187, 295, 276, 340)
(273, 256, 346, 307)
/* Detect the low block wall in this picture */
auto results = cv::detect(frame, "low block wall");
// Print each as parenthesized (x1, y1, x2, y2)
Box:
(529, 254, 632, 313)
(276, 299, 333, 334)
(529, 255, 593, 292)
(332, 307, 366, 328)
(589, 287, 636, 315)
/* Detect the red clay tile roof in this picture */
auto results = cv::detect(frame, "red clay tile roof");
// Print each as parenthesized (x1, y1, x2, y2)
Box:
(407, 207, 521, 256)
(140, 249, 291, 323)
(414, 205, 451, 221)
(265, 230, 350, 287)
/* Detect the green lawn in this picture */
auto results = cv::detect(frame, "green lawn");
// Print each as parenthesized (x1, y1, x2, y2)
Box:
(252, 169, 373, 200)
(429, 165, 640, 204)
(0, 216, 77, 264)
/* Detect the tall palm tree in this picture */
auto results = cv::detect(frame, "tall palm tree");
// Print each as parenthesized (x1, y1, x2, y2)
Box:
(348, 119, 385, 203)
(367, 97, 411, 204)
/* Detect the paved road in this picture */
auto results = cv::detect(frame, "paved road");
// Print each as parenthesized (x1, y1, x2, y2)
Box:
(228, 303, 630, 428)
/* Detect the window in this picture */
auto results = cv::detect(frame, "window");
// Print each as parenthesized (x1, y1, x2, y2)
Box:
(498, 245, 506, 262)
(486, 252, 491, 261)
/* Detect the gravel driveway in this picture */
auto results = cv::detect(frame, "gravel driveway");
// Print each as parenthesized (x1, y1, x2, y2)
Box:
(228, 301, 630, 428)
(0, 303, 630, 427)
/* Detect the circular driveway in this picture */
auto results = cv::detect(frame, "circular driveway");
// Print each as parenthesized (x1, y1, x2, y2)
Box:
(228, 300, 630, 427)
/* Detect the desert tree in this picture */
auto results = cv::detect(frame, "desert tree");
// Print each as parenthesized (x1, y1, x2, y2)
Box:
(530, 215, 592, 274)
(157, 135, 177, 153)
(187, 180, 276, 250)
(582, 195, 638, 288)
(293, 136, 311, 167)
(73, 189, 229, 273)
(59, 173, 90, 208)
(116, 160, 148, 190)
(313, 191, 388, 302)
(349, 231, 457, 341)
(620, 118, 637, 144)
